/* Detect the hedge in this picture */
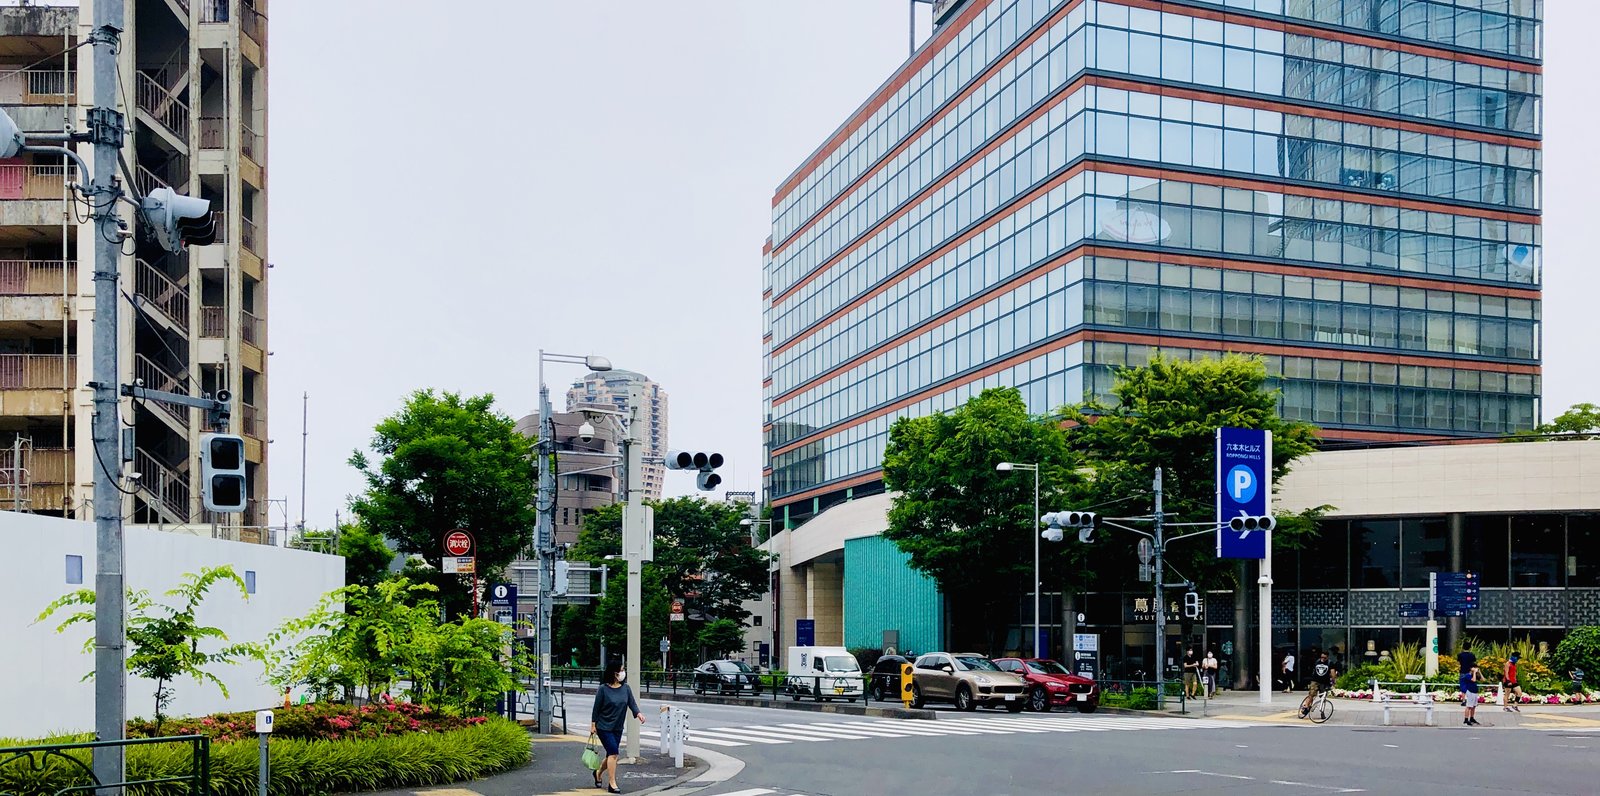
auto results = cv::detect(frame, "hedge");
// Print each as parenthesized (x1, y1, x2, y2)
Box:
(0, 718, 530, 796)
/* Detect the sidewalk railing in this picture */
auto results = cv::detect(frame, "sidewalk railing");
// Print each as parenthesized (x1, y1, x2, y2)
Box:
(547, 668, 880, 704)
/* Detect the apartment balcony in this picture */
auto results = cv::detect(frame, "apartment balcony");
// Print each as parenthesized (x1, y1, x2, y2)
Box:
(240, 309, 263, 349)
(200, 305, 226, 339)
(135, 71, 190, 149)
(0, 447, 74, 513)
(134, 259, 189, 335)
(240, 3, 266, 47)
(241, 216, 259, 255)
(0, 354, 74, 416)
(0, 260, 73, 328)
(240, 402, 264, 439)
(134, 447, 190, 524)
(0, 69, 75, 106)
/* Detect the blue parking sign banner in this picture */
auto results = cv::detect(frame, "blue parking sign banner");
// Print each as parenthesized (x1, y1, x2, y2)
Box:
(1216, 427, 1272, 559)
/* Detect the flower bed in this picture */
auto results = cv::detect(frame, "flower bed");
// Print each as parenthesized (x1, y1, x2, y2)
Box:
(130, 699, 489, 743)
(1332, 687, 1600, 705)
(2, 716, 530, 796)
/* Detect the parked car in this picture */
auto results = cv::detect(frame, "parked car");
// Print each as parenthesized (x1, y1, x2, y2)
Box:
(868, 654, 911, 702)
(910, 652, 1027, 712)
(692, 659, 761, 694)
(994, 657, 1100, 713)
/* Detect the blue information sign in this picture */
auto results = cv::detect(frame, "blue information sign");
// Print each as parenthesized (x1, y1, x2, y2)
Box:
(1216, 427, 1272, 559)
(489, 583, 517, 608)
(1398, 602, 1430, 618)
(796, 618, 815, 647)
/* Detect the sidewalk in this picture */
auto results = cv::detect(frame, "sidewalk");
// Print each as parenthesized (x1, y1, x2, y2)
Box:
(366, 730, 700, 796)
(1157, 688, 1600, 729)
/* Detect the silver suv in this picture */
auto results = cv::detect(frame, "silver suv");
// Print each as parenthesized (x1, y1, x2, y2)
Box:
(910, 652, 1027, 712)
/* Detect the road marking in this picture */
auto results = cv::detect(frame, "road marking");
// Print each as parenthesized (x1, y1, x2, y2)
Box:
(777, 722, 907, 737)
(1383, 744, 1399, 748)
(1146, 770, 1363, 792)
(705, 789, 777, 796)
(1269, 779, 1366, 792)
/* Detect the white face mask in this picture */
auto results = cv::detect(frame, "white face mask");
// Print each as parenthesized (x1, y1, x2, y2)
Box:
(617, 672, 626, 683)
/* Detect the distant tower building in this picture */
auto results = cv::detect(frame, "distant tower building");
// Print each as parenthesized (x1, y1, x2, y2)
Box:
(568, 370, 668, 499)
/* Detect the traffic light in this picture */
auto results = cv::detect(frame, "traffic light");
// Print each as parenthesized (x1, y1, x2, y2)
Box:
(900, 662, 914, 707)
(200, 433, 246, 512)
(1227, 515, 1277, 535)
(142, 187, 216, 253)
(1043, 511, 1098, 543)
(667, 449, 725, 491)
(1184, 591, 1201, 619)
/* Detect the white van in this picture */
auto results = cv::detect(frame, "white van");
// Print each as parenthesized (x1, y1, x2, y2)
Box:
(785, 646, 864, 702)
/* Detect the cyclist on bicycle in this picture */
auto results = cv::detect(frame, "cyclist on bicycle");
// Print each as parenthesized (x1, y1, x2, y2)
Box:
(1300, 652, 1337, 719)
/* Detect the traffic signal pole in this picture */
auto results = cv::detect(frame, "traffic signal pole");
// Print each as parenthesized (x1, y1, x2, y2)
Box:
(1152, 468, 1165, 711)
(87, 2, 128, 787)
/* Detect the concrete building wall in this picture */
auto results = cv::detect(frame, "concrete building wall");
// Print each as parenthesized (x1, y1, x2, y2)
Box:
(0, 511, 343, 738)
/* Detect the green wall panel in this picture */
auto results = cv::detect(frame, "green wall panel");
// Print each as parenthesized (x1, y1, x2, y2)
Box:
(843, 535, 944, 654)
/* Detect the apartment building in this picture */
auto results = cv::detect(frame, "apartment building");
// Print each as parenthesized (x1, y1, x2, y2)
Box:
(763, 0, 1541, 525)
(0, 0, 270, 539)
(567, 369, 669, 500)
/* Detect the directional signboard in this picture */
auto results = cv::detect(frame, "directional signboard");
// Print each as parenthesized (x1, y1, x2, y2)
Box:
(1216, 427, 1272, 559)
(1435, 572, 1480, 612)
(1398, 602, 1430, 618)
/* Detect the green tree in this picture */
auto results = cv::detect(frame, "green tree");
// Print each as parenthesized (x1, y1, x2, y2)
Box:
(37, 566, 260, 733)
(880, 387, 1085, 653)
(591, 564, 672, 662)
(338, 522, 397, 588)
(697, 618, 746, 660)
(1551, 627, 1600, 682)
(349, 390, 536, 617)
(1511, 402, 1600, 441)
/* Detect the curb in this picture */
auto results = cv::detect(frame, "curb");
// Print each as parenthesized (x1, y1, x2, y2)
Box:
(631, 753, 711, 795)
(562, 685, 938, 720)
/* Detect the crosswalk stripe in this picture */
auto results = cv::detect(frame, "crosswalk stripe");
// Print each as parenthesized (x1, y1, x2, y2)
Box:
(929, 718, 1051, 733)
(772, 723, 887, 738)
(688, 728, 787, 744)
(703, 726, 831, 742)
(785, 722, 913, 737)
(707, 789, 777, 796)
(855, 720, 985, 736)
(680, 734, 748, 747)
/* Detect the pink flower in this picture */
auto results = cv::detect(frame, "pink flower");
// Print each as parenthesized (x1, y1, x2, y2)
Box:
(201, 718, 216, 726)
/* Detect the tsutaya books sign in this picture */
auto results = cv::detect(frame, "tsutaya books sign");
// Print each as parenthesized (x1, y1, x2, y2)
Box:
(1216, 427, 1272, 559)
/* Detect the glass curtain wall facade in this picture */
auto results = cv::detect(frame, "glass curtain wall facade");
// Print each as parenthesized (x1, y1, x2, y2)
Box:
(761, 0, 1542, 521)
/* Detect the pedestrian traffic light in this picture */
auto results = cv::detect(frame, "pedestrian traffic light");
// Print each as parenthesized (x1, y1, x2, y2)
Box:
(141, 187, 216, 253)
(900, 662, 914, 707)
(667, 449, 725, 491)
(1184, 591, 1201, 619)
(200, 433, 246, 512)
(1227, 515, 1276, 534)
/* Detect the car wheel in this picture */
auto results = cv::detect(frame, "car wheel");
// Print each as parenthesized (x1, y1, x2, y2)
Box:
(869, 682, 884, 702)
(1077, 701, 1098, 714)
(956, 685, 976, 712)
(1029, 687, 1050, 713)
(910, 684, 925, 710)
(694, 684, 703, 695)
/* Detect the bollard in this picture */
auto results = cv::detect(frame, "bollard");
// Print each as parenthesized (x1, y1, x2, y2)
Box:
(254, 710, 274, 796)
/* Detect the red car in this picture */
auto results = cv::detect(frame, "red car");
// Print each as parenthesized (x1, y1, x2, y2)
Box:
(994, 658, 1100, 713)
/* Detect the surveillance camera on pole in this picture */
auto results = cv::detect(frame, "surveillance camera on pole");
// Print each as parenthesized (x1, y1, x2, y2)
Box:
(141, 187, 217, 254)
(667, 449, 725, 491)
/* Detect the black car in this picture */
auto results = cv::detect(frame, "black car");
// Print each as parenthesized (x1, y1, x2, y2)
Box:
(868, 654, 911, 702)
(692, 660, 761, 694)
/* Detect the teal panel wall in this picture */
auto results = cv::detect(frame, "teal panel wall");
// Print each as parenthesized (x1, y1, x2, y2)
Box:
(843, 535, 943, 654)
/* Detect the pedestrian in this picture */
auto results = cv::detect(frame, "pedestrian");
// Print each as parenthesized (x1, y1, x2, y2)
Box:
(1503, 652, 1524, 712)
(1203, 649, 1219, 697)
(1282, 649, 1297, 692)
(1182, 646, 1200, 699)
(1458, 646, 1481, 726)
(590, 659, 645, 793)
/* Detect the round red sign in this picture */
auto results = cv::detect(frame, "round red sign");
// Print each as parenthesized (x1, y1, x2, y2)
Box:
(444, 530, 473, 557)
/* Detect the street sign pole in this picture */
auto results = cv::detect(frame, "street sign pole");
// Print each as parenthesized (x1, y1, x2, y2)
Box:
(1426, 572, 1440, 676)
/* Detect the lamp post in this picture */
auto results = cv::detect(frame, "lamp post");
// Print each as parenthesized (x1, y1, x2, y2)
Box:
(739, 517, 773, 547)
(996, 462, 1042, 658)
(535, 350, 612, 735)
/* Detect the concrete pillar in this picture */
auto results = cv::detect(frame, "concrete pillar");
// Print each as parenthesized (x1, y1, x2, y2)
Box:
(810, 561, 844, 645)
(1062, 591, 1076, 663)
(1448, 513, 1465, 653)
(1234, 561, 1251, 689)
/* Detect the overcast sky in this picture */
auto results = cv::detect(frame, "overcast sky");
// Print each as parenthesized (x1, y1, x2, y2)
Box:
(267, 1, 1597, 532)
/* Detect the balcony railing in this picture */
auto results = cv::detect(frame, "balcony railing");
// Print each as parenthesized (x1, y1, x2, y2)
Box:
(241, 309, 263, 347)
(241, 122, 261, 163)
(0, 69, 75, 105)
(0, 260, 72, 296)
(0, 164, 75, 200)
(209, 210, 227, 244)
(135, 259, 189, 332)
(135, 71, 190, 143)
(241, 216, 258, 254)
(0, 354, 72, 390)
(241, 3, 266, 44)
(199, 0, 227, 23)
(134, 447, 190, 521)
(200, 306, 226, 338)
(0, 447, 74, 485)
(241, 403, 264, 438)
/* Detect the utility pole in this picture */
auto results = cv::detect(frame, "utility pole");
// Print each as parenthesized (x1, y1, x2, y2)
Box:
(1152, 468, 1166, 711)
(622, 382, 645, 761)
(535, 365, 556, 735)
(299, 392, 307, 531)
(88, 0, 128, 787)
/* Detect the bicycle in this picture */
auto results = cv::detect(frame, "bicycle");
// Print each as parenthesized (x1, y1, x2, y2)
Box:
(1299, 686, 1334, 723)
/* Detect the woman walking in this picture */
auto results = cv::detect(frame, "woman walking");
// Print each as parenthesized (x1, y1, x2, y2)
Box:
(590, 660, 645, 793)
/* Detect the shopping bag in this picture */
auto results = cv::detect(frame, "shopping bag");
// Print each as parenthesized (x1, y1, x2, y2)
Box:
(582, 734, 602, 771)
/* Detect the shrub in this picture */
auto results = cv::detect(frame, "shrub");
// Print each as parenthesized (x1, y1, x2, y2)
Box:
(1336, 664, 1385, 691)
(129, 701, 487, 744)
(1, 718, 529, 796)
(1551, 627, 1600, 681)
(1126, 687, 1158, 710)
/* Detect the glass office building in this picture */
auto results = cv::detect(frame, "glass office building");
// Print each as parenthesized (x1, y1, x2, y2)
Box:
(762, 0, 1542, 523)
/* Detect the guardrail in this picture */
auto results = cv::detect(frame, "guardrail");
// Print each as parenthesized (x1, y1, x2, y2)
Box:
(549, 667, 875, 704)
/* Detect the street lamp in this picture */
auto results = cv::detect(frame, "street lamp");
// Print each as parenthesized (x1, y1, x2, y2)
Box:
(535, 350, 612, 736)
(996, 462, 1043, 659)
(739, 517, 774, 546)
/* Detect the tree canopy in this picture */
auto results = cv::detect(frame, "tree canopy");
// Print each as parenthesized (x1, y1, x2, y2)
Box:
(1512, 402, 1600, 441)
(349, 390, 536, 616)
(881, 387, 1085, 652)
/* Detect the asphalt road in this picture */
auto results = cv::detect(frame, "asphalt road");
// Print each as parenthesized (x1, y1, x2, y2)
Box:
(649, 700, 1600, 796)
